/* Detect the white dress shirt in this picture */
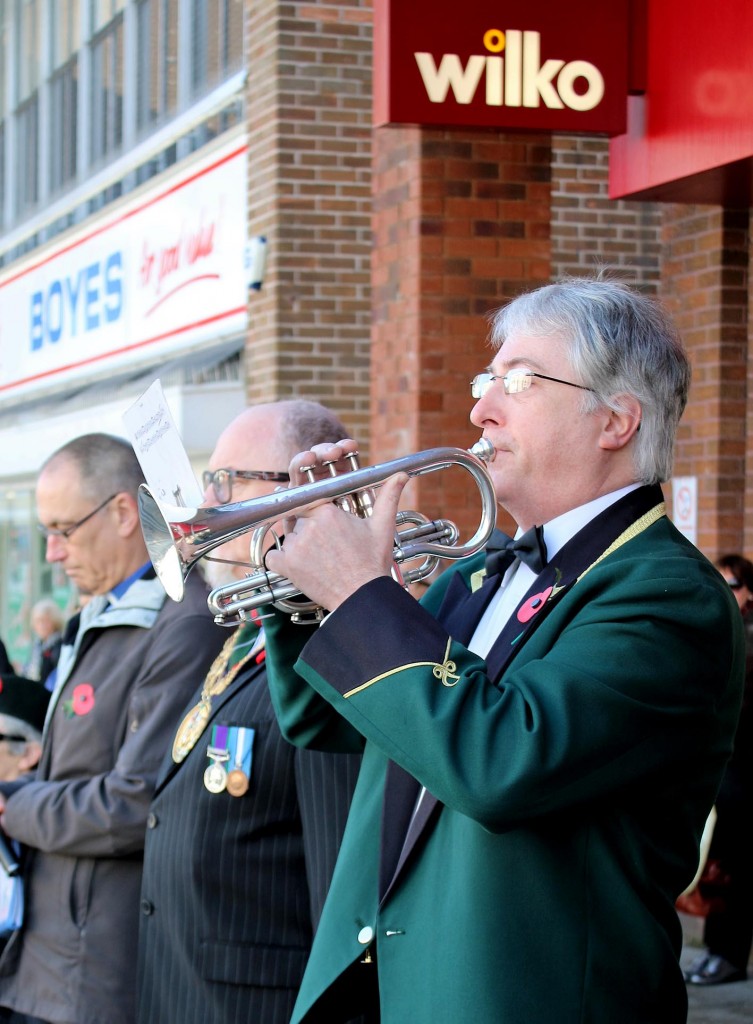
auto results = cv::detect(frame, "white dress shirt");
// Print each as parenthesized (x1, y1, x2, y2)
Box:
(469, 484, 641, 658)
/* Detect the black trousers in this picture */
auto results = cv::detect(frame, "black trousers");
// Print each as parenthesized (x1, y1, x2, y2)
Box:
(703, 766, 753, 971)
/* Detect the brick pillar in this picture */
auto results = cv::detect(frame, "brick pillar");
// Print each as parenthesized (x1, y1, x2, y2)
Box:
(244, 0, 373, 443)
(660, 204, 749, 558)
(551, 136, 661, 292)
(371, 128, 552, 539)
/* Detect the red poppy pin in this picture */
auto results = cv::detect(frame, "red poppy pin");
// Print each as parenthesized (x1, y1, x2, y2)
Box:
(63, 683, 96, 718)
(516, 586, 554, 624)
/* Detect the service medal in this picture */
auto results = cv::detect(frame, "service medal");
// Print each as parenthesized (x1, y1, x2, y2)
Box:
(204, 761, 228, 793)
(226, 768, 249, 797)
(225, 725, 254, 796)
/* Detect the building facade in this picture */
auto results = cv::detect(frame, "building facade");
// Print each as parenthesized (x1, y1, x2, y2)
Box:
(1, 0, 749, 671)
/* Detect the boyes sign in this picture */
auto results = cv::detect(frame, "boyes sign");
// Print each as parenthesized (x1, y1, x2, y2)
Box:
(374, 0, 631, 135)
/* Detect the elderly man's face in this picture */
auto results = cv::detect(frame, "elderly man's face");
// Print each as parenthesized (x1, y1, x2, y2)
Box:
(36, 458, 123, 595)
(201, 406, 291, 589)
(470, 332, 606, 529)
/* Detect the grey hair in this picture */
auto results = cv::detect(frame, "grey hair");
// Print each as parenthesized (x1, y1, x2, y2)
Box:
(42, 433, 145, 502)
(278, 400, 349, 459)
(488, 278, 691, 483)
(31, 597, 65, 631)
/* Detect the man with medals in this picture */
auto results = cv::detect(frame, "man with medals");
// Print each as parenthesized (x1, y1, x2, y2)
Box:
(0, 434, 225, 1024)
(262, 279, 745, 1023)
(136, 400, 362, 1024)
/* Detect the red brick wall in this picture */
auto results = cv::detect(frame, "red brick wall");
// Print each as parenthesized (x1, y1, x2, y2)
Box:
(371, 128, 552, 538)
(660, 204, 750, 557)
(241, 6, 749, 567)
(244, 0, 374, 444)
(551, 136, 661, 292)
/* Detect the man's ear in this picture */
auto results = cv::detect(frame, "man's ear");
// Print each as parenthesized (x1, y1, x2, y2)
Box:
(112, 492, 141, 538)
(598, 395, 642, 452)
(18, 740, 42, 773)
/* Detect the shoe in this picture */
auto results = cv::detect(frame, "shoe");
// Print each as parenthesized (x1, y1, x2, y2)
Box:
(684, 952, 711, 980)
(685, 953, 747, 985)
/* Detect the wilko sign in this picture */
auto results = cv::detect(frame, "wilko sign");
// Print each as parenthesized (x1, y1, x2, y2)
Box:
(374, 0, 630, 135)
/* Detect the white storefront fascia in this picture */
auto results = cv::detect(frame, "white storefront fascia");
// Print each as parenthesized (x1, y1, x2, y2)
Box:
(0, 132, 249, 477)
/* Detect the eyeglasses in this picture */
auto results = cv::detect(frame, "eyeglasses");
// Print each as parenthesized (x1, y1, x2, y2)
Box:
(471, 369, 594, 399)
(202, 468, 291, 505)
(36, 493, 118, 542)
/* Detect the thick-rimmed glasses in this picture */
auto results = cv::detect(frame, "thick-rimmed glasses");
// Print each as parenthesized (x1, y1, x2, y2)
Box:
(36, 493, 118, 542)
(471, 369, 594, 399)
(202, 468, 291, 505)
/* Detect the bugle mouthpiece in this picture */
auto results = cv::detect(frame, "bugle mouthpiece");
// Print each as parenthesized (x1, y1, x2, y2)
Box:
(469, 437, 495, 463)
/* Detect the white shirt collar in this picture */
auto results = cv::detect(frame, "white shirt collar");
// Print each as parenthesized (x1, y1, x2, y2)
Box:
(535, 482, 642, 562)
(470, 482, 642, 659)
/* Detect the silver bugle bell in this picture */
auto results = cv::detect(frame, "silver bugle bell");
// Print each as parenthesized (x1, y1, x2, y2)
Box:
(137, 438, 497, 618)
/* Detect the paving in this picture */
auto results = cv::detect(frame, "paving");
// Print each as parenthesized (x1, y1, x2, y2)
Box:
(681, 914, 753, 1024)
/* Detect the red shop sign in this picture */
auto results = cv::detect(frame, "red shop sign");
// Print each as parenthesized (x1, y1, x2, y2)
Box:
(374, 0, 631, 135)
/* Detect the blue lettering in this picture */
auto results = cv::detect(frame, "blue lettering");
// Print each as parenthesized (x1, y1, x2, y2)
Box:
(30, 292, 44, 351)
(46, 280, 64, 343)
(28, 250, 125, 351)
(84, 263, 100, 331)
(104, 251, 123, 323)
(66, 269, 85, 337)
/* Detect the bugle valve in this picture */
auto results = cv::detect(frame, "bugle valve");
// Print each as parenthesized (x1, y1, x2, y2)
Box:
(137, 438, 497, 625)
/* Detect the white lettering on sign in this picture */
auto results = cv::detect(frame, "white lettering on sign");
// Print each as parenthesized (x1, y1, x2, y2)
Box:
(415, 29, 604, 112)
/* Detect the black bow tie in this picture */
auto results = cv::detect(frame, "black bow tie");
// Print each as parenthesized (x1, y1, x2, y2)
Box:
(484, 525, 548, 579)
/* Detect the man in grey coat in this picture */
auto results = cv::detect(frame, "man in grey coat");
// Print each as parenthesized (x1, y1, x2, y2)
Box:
(0, 434, 225, 1024)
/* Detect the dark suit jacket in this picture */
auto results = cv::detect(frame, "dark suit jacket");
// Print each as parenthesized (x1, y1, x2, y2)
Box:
(265, 486, 745, 1024)
(136, 639, 362, 1024)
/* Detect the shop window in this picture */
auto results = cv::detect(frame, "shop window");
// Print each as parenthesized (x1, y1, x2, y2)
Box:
(49, 58, 78, 195)
(16, 0, 40, 102)
(90, 0, 126, 33)
(13, 0, 40, 216)
(190, 0, 242, 99)
(14, 94, 39, 216)
(90, 9, 124, 165)
(136, 0, 178, 132)
(51, 0, 81, 65)
(49, 0, 80, 195)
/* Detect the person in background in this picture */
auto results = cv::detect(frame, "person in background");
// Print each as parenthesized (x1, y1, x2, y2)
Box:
(684, 554, 753, 985)
(23, 600, 64, 687)
(0, 674, 50, 952)
(0, 674, 48, 783)
(0, 433, 225, 1024)
(263, 277, 744, 1023)
(137, 400, 362, 1024)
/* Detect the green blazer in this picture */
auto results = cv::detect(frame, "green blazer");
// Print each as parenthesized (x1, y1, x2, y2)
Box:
(265, 485, 745, 1023)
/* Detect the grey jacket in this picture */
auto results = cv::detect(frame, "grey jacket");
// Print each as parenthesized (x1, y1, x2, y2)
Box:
(0, 572, 225, 1024)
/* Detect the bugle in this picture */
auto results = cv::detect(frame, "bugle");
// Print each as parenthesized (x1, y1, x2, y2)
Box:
(137, 438, 497, 624)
